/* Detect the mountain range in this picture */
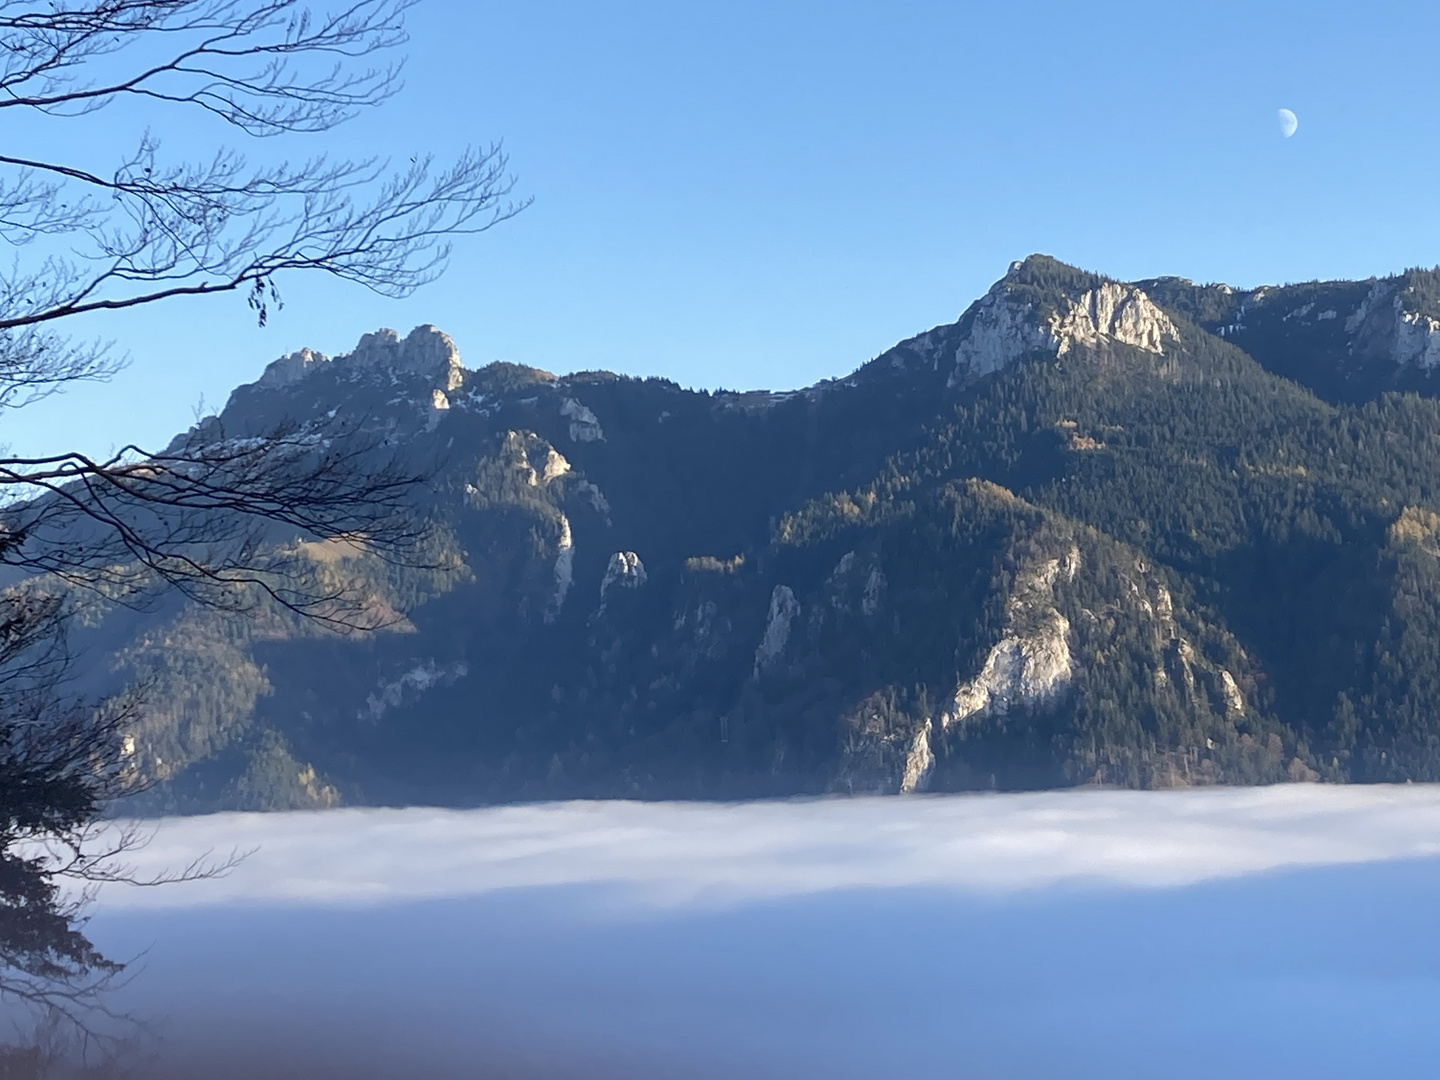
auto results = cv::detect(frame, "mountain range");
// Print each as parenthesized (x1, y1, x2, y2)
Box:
(73, 254, 1440, 810)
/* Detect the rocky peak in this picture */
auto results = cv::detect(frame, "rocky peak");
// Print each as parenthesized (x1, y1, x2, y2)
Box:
(256, 345, 331, 389)
(351, 325, 465, 390)
(939, 258, 1177, 386)
(252, 324, 466, 393)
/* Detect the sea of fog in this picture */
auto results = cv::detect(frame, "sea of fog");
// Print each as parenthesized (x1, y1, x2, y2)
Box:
(56, 786, 1440, 1078)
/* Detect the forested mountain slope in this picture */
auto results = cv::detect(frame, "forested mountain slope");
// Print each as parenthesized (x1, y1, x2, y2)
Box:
(56, 255, 1440, 809)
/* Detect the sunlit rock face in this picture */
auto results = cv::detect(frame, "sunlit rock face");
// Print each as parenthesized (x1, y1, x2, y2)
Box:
(601, 551, 647, 597)
(950, 280, 1060, 377)
(256, 345, 332, 389)
(350, 324, 466, 390)
(898, 719, 935, 794)
(1050, 282, 1176, 356)
(544, 516, 575, 624)
(1347, 279, 1440, 372)
(944, 267, 1176, 385)
(947, 610, 1073, 725)
(252, 324, 465, 393)
(560, 397, 604, 442)
(943, 547, 1078, 729)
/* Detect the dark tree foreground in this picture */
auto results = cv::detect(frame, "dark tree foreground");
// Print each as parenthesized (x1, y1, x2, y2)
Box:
(0, 0, 520, 1024)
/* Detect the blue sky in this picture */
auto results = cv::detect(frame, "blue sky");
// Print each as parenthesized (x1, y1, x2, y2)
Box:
(9, 0, 1440, 457)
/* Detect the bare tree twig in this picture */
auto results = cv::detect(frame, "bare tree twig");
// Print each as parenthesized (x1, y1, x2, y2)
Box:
(0, 0, 521, 1033)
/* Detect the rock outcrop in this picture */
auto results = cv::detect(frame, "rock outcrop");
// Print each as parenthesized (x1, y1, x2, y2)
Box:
(561, 398, 604, 442)
(546, 516, 575, 623)
(257, 345, 331, 389)
(899, 720, 935, 794)
(600, 551, 647, 597)
(942, 547, 1079, 729)
(1051, 283, 1176, 356)
(252, 324, 465, 393)
(754, 585, 800, 677)
(946, 269, 1176, 386)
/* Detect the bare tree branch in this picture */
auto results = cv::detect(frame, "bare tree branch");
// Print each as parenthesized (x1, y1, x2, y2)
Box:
(0, 0, 522, 1031)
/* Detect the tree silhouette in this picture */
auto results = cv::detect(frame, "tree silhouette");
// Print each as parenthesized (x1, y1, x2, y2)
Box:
(0, 0, 522, 1024)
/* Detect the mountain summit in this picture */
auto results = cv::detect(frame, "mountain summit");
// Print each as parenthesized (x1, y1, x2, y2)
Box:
(77, 255, 1440, 810)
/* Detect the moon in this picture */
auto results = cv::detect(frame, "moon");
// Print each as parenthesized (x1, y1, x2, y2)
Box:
(1278, 108, 1298, 138)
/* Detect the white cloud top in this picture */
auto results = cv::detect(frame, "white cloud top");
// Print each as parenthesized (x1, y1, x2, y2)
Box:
(98, 784, 1440, 911)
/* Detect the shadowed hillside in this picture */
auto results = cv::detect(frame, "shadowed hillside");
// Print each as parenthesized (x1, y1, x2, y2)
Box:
(47, 256, 1440, 809)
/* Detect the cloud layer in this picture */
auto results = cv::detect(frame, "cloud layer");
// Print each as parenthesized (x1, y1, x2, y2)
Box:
(99, 783, 1440, 911)
(51, 786, 1440, 1079)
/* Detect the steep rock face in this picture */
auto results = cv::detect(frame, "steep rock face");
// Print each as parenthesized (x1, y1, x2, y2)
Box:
(1396, 309, 1440, 370)
(890, 258, 1178, 388)
(943, 548, 1079, 730)
(601, 551, 647, 597)
(546, 515, 574, 623)
(948, 276, 1059, 378)
(1051, 282, 1176, 357)
(257, 345, 331, 389)
(898, 720, 934, 794)
(753, 585, 800, 677)
(249, 324, 463, 399)
(561, 398, 604, 442)
(1140, 267, 1440, 401)
(1348, 278, 1440, 372)
(349, 324, 465, 390)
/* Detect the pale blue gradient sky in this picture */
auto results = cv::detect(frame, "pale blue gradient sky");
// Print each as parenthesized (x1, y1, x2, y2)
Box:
(8, 0, 1439, 457)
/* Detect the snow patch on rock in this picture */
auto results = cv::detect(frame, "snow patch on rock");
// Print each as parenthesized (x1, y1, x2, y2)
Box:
(362, 660, 469, 721)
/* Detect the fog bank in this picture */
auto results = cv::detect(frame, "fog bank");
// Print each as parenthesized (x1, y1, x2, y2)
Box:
(97, 783, 1440, 911)
(58, 786, 1440, 1078)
